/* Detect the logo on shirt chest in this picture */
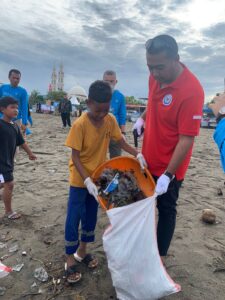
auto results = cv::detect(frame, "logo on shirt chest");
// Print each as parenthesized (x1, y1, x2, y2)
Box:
(162, 94, 173, 106)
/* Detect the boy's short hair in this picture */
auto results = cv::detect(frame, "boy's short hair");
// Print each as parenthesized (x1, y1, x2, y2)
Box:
(0, 96, 18, 111)
(8, 69, 21, 77)
(88, 80, 112, 103)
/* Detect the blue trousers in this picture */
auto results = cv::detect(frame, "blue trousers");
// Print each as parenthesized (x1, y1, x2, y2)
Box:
(65, 186, 98, 255)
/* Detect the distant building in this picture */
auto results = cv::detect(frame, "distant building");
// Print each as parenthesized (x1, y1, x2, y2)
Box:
(58, 63, 64, 91)
(68, 85, 87, 102)
(50, 65, 57, 92)
(49, 63, 64, 92)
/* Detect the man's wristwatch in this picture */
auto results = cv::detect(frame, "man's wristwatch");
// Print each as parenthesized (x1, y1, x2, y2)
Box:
(164, 171, 173, 181)
(216, 106, 225, 123)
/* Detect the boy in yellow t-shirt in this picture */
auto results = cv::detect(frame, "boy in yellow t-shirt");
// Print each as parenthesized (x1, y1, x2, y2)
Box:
(64, 80, 147, 283)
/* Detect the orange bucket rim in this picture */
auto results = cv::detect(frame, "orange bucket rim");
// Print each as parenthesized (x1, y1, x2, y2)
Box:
(92, 156, 155, 210)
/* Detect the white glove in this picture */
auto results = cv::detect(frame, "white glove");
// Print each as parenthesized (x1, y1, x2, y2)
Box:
(84, 177, 99, 201)
(136, 153, 147, 170)
(155, 174, 171, 195)
(132, 117, 145, 136)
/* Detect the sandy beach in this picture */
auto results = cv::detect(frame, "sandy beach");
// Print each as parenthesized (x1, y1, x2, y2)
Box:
(0, 112, 225, 300)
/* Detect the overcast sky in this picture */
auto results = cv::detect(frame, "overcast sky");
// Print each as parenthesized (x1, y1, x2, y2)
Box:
(1, 0, 225, 101)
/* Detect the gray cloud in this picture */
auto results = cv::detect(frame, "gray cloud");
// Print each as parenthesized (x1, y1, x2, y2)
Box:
(203, 22, 225, 40)
(184, 46, 213, 58)
(0, 0, 224, 100)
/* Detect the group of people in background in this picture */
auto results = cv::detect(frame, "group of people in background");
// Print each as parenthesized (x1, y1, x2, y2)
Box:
(0, 34, 225, 285)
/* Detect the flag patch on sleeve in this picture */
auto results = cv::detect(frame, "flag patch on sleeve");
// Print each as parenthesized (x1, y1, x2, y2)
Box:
(193, 115, 202, 120)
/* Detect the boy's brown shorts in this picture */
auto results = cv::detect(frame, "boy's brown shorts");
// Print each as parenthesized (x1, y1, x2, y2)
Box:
(1, 172, 14, 183)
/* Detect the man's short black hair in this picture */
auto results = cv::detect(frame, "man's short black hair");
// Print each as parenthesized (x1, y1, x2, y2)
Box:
(145, 34, 178, 59)
(8, 69, 21, 77)
(0, 96, 18, 110)
(88, 80, 112, 103)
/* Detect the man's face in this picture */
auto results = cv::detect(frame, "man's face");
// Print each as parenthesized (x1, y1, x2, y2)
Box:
(146, 51, 178, 84)
(9, 72, 21, 87)
(2, 104, 18, 119)
(103, 74, 117, 91)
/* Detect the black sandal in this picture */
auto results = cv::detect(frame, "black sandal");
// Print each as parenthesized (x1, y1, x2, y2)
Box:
(74, 253, 98, 269)
(65, 264, 82, 283)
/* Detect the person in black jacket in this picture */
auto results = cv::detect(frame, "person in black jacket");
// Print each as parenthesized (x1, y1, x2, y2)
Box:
(58, 94, 72, 128)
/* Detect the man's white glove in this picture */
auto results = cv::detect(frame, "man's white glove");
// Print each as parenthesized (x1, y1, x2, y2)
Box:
(132, 117, 145, 136)
(84, 177, 99, 201)
(155, 174, 171, 195)
(136, 153, 147, 170)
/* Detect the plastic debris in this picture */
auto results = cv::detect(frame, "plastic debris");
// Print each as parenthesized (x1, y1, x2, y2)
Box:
(96, 168, 146, 208)
(0, 262, 12, 278)
(22, 251, 27, 256)
(31, 282, 37, 288)
(0, 287, 6, 296)
(48, 169, 56, 174)
(103, 173, 120, 194)
(34, 267, 48, 282)
(0, 255, 9, 261)
(0, 234, 6, 241)
(0, 243, 6, 249)
(8, 244, 18, 253)
(12, 263, 24, 272)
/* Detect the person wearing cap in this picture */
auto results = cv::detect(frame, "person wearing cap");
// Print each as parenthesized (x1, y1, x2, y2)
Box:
(133, 34, 204, 258)
(103, 70, 126, 158)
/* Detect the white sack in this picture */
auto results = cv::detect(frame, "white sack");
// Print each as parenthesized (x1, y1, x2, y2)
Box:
(103, 195, 181, 300)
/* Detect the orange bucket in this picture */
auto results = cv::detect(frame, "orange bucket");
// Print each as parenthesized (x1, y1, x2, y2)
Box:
(92, 156, 155, 210)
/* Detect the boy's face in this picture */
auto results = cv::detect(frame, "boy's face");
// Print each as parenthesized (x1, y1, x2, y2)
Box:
(1, 104, 18, 119)
(87, 100, 110, 121)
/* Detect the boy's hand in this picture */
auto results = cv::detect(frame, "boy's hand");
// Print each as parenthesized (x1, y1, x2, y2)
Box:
(84, 177, 99, 201)
(136, 153, 147, 170)
(29, 153, 37, 160)
(21, 124, 27, 133)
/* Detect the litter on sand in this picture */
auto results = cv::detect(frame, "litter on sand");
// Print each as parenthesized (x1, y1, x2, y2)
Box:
(12, 263, 24, 272)
(8, 244, 18, 253)
(34, 267, 48, 282)
(95, 168, 146, 208)
(0, 262, 12, 278)
(0, 287, 6, 296)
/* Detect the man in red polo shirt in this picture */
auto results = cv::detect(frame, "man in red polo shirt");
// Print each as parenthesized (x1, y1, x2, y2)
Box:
(133, 34, 204, 257)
